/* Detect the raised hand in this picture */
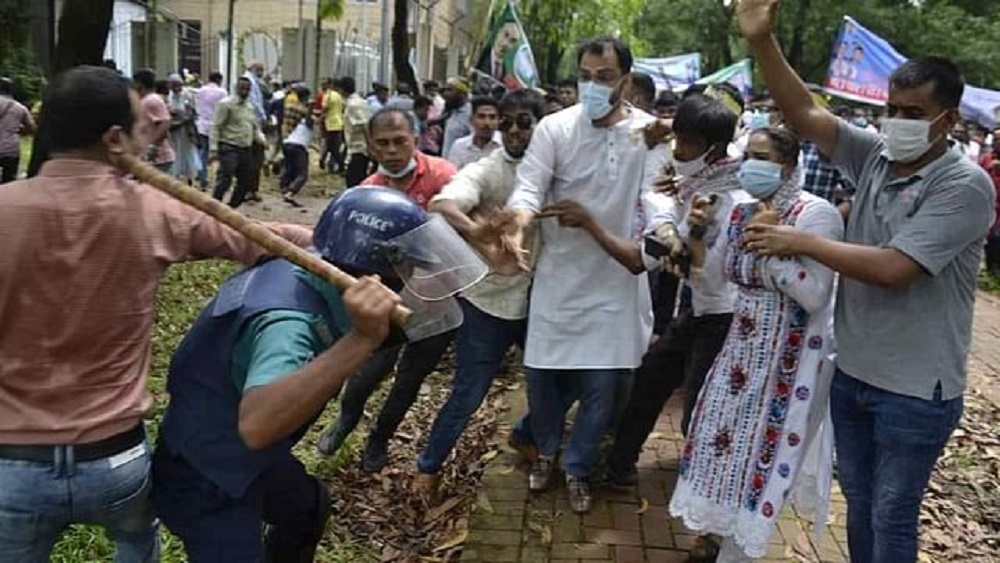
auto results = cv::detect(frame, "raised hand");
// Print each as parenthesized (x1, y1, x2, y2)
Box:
(736, 0, 780, 42)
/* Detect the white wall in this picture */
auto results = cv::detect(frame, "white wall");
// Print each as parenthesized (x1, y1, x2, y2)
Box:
(102, 0, 147, 77)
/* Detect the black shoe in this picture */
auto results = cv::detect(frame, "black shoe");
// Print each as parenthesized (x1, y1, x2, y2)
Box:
(361, 438, 389, 473)
(316, 424, 348, 455)
(566, 475, 593, 514)
(607, 464, 638, 487)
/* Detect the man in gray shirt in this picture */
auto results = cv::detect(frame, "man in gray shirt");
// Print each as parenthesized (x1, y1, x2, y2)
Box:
(738, 1, 995, 561)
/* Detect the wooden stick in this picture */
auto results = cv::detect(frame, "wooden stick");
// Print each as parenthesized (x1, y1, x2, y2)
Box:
(111, 153, 412, 326)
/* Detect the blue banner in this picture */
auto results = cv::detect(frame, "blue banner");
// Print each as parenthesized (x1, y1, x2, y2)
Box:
(634, 54, 701, 92)
(825, 15, 1000, 127)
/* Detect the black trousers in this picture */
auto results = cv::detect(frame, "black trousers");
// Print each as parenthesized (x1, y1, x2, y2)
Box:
(335, 330, 455, 445)
(247, 142, 265, 196)
(649, 270, 680, 336)
(0, 155, 19, 184)
(986, 233, 1000, 274)
(608, 311, 733, 474)
(345, 153, 373, 188)
(213, 143, 255, 207)
(279, 144, 309, 196)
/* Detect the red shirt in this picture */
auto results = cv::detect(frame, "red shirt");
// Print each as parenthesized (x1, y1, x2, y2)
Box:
(361, 151, 457, 209)
(977, 151, 1000, 235)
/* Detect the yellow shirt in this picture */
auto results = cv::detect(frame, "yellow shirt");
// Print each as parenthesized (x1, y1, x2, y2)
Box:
(323, 90, 344, 132)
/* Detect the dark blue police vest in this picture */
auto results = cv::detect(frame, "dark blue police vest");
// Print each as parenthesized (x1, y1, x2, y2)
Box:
(159, 258, 339, 498)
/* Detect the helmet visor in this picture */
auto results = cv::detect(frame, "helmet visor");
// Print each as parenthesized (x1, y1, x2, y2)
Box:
(385, 215, 488, 301)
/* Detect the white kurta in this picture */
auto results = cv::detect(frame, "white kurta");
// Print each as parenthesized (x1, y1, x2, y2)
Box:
(508, 105, 670, 369)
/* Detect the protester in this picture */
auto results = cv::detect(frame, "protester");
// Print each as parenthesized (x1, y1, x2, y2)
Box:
(441, 77, 472, 159)
(279, 84, 313, 207)
(978, 129, 1000, 275)
(670, 126, 843, 560)
(626, 72, 656, 113)
(447, 96, 501, 170)
(414, 89, 546, 496)
(316, 109, 461, 472)
(544, 93, 565, 115)
(194, 71, 226, 190)
(242, 62, 268, 203)
(210, 76, 264, 208)
(502, 37, 671, 514)
(322, 78, 346, 174)
(133, 68, 175, 172)
(653, 90, 680, 119)
(607, 93, 751, 489)
(0, 65, 311, 562)
(424, 80, 446, 119)
(342, 76, 374, 187)
(414, 95, 443, 156)
(367, 82, 390, 111)
(738, 1, 995, 560)
(556, 78, 579, 107)
(166, 73, 201, 183)
(0, 77, 34, 183)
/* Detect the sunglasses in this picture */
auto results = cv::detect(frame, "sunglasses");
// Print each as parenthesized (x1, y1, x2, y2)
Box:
(498, 114, 536, 132)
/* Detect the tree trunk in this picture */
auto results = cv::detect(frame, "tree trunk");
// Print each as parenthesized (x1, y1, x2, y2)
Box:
(392, 0, 416, 88)
(786, 0, 811, 72)
(28, 0, 114, 177)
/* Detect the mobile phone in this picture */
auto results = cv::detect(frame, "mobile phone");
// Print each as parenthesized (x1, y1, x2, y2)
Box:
(643, 235, 673, 259)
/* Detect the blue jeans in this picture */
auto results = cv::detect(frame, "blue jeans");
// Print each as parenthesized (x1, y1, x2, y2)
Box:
(831, 368, 963, 563)
(418, 300, 526, 474)
(527, 368, 628, 478)
(197, 134, 210, 188)
(0, 441, 158, 563)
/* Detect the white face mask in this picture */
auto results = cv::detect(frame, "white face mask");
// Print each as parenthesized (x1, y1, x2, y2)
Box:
(880, 113, 944, 163)
(578, 81, 616, 121)
(674, 149, 712, 178)
(377, 157, 417, 179)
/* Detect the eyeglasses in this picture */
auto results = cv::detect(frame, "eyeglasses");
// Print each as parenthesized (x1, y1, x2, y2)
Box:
(498, 114, 536, 132)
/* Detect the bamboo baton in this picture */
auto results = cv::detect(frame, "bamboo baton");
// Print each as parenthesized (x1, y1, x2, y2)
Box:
(111, 153, 413, 326)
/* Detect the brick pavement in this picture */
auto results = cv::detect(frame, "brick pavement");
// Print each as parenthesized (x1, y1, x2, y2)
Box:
(460, 291, 1000, 563)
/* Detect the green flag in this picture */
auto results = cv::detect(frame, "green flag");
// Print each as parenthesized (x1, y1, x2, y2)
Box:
(696, 59, 753, 97)
(475, 1, 539, 90)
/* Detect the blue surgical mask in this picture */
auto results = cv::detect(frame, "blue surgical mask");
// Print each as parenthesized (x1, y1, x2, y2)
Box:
(851, 117, 868, 128)
(738, 159, 785, 199)
(578, 81, 615, 121)
(747, 112, 770, 130)
(378, 157, 417, 179)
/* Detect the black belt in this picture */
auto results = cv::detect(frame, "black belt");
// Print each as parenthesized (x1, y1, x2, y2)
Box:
(0, 425, 145, 463)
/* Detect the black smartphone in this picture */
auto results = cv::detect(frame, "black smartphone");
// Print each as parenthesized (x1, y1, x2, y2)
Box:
(643, 235, 673, 258)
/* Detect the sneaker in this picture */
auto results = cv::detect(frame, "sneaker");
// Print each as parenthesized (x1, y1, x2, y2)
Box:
(316, 424, 348, 455)
(689, 534, 721, 562)
(361, 438, 389, 473)
(529, 456, 554, 491)
(413, 472, 441, 503)
(507, 434, 539, 464)
(566, 475, 592, 514)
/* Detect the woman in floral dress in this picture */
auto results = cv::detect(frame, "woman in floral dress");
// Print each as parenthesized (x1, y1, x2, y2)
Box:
(669, 126, 844, 560)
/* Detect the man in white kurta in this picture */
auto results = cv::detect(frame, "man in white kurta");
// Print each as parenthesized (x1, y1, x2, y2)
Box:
(504, 38, 670, 514)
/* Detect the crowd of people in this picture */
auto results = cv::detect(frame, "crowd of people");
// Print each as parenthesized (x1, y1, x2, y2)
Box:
(1, 0, 1000, 562)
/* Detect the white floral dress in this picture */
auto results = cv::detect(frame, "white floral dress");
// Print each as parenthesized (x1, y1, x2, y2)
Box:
(669, 188, 844, 559)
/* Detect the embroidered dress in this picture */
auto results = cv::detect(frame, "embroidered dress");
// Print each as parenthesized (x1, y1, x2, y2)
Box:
(669, 181, 844, 559)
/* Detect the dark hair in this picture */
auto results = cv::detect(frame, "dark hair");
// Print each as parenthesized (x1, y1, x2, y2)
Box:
(889, 56, 964, 109)
(154, 80, 169, 96)
(672, 94, 738, 149)
(471, 96, 499, 114)
(500, 89, 546, 120)
(41, 66, 135, 153)
(0, 77, 12, 96)
(292, 84, 311, 100)
(132, 68, 156, 91)
(339, 76, 356, 95)
(545, 92, 563, 107)
(208, 71, 223, 84)
(681, 84, 707, 98)
(236, 76, 252, 84)
(367, 107, 415, 137)
(751, 126, 800, 165)
(630, 72, 656, 104)
(654, 90, 679, 108)
(557, 78, 578, 89)
(576, 37, 633, 74)
(413, 95, 432, 110)
(423, 80, 439, 90)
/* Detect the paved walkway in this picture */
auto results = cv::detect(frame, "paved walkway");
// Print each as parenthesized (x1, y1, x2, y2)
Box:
(461, 291, 1000, 563)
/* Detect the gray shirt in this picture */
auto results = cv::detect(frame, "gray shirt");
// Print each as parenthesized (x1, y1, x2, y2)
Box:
(830, 121, 995, 400)
(442, 102, 472, 160)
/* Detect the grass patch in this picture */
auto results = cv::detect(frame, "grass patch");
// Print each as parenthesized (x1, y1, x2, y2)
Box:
(50, 260, 378, 562)
(979, 269, 1000, 294)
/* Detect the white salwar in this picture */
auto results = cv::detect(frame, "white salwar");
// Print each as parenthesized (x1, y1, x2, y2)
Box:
(669, 188, 843, 559)
(507, 104, 671, 369)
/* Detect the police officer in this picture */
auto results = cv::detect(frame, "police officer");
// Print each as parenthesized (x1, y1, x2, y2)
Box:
(151, 187, 484, 562)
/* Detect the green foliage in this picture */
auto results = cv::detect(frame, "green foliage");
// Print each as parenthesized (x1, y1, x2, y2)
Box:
(632, 0, 1000, 92)
(318, 0, 345, 22)
(0, 0, 45, 104)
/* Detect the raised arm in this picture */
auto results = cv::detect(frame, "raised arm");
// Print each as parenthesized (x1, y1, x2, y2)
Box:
(737, 0, 840, 157)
